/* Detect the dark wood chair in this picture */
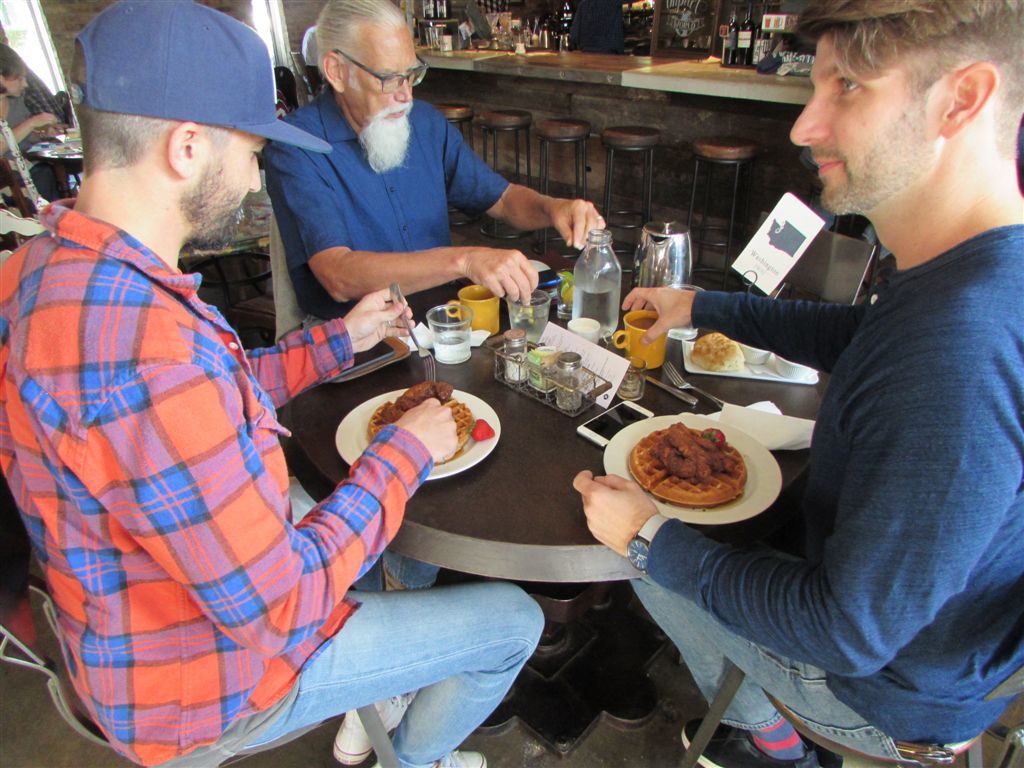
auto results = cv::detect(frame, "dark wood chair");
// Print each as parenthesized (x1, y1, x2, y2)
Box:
(274, 66, 299, 113)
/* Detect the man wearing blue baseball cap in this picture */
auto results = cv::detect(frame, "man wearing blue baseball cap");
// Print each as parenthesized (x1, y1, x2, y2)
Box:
(0, 3, 542, 767)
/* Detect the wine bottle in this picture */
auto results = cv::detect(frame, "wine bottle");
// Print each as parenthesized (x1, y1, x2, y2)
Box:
(725, 11, 739, 65)
(423, 0, 434, 20)
(436, 0, 447, 18)
(738, 5, 754, 66)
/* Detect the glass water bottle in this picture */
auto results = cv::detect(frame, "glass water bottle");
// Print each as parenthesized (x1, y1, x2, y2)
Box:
(571, 229, 621, 339)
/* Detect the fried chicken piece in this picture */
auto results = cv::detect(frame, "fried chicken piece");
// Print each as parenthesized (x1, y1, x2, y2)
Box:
(654, 423, 741, 483)
(377, 381, 455, 426)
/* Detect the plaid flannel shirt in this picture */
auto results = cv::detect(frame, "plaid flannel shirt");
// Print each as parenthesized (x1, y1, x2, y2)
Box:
(0, 203, 432, 765)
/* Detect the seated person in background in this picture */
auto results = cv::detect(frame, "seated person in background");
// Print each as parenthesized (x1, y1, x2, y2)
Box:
(0, 3, 542, 767)
(0, 44, 60, 202)
(570, 0, 625, 54)
(574, 1, 1024, 767)
(264, 0, 604, 324)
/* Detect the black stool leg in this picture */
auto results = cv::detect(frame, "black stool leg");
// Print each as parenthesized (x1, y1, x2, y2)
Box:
(642, 147, 654, 226)
(539, 138, 550, 255)
(681, 663, 746, 768)
(603, 146, 615, 226)
(723, 161, 742, 289)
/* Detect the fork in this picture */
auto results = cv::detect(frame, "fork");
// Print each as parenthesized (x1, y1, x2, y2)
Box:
(389, 283, 436, 381)
(663, 361, 725, 409)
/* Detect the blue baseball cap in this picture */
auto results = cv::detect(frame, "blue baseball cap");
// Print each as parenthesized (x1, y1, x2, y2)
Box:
(74, 0, 330, 153)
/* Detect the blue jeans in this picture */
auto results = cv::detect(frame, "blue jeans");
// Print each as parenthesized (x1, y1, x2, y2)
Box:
(633, 578, 903, 761)
(243, 581, 543, 767)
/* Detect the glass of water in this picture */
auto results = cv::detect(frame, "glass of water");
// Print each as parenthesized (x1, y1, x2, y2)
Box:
(427, 303, 473, 364)
(507, 290, 551, 344)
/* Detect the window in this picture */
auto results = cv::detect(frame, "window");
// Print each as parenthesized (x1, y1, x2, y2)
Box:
(1, 0, 65, 94)
(250, 0, 291, 67)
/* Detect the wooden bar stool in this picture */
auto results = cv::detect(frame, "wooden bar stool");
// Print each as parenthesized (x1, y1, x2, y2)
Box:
(687, 136, 758, 289)
(601, 125, 660, 258)
(535, 117, 590, 255)
(479, 109, 532, 240)
(435, 102, 474, 149)
(435, 103, 476, 227)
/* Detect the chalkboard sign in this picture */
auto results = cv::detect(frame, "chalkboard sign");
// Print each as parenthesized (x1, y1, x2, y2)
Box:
(651, 0, 721, 56)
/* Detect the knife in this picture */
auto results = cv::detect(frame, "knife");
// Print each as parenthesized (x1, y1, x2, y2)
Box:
(645, 375, 698, 406)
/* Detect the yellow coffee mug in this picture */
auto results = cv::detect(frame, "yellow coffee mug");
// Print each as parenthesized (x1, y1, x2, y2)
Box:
(612, 310, 667, 369)
(456, 284, 499, 335)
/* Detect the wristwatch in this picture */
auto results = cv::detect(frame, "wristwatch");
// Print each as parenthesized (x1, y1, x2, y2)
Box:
(627, 514, 669, 574)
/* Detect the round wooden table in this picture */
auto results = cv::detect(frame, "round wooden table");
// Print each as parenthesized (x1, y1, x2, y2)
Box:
(287, 283, 826, 583)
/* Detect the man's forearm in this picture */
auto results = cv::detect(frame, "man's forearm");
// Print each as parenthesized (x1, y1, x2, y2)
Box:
(486, 184, 558, 231)
(309, 245, 475, 303)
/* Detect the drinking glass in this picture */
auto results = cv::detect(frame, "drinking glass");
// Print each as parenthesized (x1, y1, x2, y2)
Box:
(427, 303, 473, 364)
(507, 290, 551, 343)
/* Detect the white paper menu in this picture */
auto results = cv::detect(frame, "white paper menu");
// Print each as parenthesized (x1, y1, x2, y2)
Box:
(729, 193, 826, 296)
(538, 323, 629, 409)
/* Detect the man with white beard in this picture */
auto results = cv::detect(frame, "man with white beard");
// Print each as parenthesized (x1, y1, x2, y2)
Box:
(264, 0, 605, 323)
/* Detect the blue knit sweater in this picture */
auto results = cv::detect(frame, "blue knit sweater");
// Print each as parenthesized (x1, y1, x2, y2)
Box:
(649, 225, 1024, 742)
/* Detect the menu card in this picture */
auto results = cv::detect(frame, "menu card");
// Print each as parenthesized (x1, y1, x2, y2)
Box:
(538, 324, 629, 409)
(729, 193, 826, 296)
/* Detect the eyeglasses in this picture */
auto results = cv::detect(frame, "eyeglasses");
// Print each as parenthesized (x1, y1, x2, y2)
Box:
(333, 49, 428, 94)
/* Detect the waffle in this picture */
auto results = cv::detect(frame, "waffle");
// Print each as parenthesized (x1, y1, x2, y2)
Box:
(628, 424, 747, 508)
(367, 394, 474, 464)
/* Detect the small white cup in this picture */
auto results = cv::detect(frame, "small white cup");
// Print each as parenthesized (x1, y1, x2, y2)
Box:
(568, 317, 601, 343)
(739, 343, 771, 365)
(774, 356, 816, 380)
(440, 34, 454, 52)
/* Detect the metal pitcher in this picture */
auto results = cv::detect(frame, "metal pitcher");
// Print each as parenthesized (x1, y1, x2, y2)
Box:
(633, 221, 693, 288)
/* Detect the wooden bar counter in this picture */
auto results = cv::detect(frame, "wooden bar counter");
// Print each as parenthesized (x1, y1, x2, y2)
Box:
(416, 49, 815, 236)
(421, 49, 812, 104)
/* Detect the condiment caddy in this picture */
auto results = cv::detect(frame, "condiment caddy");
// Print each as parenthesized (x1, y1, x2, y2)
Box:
(491, 333, 611, 417)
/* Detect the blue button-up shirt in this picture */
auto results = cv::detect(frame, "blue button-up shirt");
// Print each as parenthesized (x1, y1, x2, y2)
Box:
(265, 91, 509, 320)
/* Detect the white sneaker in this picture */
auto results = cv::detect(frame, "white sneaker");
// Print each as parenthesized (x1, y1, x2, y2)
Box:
(434, 752, 487, 768)
(333, 692, 416, 765)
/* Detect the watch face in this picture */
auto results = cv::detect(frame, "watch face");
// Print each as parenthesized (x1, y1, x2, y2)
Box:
(627, 538, 649, 572)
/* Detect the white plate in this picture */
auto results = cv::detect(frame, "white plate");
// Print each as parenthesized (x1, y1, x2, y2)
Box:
(682, 341, 819, 385)
(603, 414, 782, 525)
(335, 390, 500, 480)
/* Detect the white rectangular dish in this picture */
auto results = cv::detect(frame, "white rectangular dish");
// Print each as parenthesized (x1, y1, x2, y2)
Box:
(681, 341, 819, 385)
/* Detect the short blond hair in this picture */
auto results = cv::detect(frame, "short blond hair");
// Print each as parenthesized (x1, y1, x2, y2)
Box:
(798, 0, 1023, 156)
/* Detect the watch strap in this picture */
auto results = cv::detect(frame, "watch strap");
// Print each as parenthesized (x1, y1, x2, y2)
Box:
(636, 513, 669, 544)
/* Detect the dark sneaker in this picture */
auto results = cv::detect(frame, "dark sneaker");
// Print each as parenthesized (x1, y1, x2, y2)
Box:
(681, 720, 822, 768)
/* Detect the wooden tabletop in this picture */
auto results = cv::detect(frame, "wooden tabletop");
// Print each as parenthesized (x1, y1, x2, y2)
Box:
(287, 283, 826, 583)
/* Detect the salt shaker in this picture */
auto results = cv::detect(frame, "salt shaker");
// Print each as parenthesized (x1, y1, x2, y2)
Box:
(502, 328, 528, 383)
(555, 352, 583, 413)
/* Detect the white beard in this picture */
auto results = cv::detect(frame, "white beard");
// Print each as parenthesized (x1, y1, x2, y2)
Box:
(360, 104, 412, 173)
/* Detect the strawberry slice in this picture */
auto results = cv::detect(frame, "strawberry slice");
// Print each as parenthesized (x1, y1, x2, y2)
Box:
(702, 428, 726, 445)
(471, 418, 495, 442)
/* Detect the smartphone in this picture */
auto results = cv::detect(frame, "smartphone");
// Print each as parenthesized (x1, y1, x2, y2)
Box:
(576, 401, 655, 448)
(337, 341, 399, 381)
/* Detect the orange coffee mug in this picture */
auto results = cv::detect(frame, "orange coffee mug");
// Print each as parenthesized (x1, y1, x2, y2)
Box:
(457, 284, 499, 335)
(612, 310, 667, 369)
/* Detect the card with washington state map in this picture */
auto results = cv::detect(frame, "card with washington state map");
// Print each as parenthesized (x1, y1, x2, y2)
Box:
(729, 192, 826, 296)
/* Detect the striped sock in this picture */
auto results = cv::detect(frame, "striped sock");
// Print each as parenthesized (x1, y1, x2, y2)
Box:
(749, 718, 807, 761)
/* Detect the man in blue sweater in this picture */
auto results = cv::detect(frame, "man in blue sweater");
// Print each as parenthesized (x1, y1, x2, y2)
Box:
(574, 2, 1024, 767)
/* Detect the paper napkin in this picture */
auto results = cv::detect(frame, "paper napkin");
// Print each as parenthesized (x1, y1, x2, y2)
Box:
(707, 401, 815, 450)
